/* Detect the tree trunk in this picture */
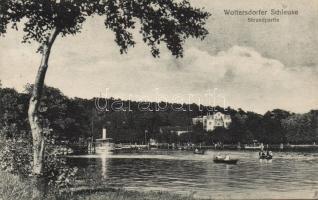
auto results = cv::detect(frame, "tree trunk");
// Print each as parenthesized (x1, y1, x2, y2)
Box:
(28, 28, 59, 198)
(31, 176, 48, 200)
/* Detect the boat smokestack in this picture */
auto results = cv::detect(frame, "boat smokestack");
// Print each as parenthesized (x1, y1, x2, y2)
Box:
(102, 128, 106, 139)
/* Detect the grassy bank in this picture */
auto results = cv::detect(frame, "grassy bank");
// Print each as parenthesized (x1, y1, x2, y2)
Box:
(0, 171, 201, 200)
(0, 171, 32, 200)
(74, 190, 200, 200)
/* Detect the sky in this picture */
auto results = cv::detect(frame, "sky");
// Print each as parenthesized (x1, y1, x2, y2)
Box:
(0, 0, 317, 114)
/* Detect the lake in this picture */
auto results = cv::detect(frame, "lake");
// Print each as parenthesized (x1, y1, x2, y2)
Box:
(68, 150, 318, 199)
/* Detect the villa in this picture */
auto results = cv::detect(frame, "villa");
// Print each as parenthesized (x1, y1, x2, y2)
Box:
(192, 112, 232, 132)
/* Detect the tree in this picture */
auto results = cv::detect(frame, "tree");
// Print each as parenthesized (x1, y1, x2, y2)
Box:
(282, 110, 318, 144)
(0, 0, 209, 191)
(262, 109, 291, 144)
(0, 88, 29, 138)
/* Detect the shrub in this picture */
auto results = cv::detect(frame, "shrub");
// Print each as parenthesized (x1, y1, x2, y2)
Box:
(44, 145, 78, 192)
(0, 136, 32, 177)
(0, 135, 78, 195)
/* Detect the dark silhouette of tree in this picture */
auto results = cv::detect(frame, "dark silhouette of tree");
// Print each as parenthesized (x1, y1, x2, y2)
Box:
(0, 88, 29, 138)
(262, 109, 291, 144)
(282, 110, 318, 144)
(2, 85, 318, 146)
(1, 0, 209, 197)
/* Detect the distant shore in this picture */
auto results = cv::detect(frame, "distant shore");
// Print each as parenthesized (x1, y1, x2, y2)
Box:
(67, 142, 318, 155)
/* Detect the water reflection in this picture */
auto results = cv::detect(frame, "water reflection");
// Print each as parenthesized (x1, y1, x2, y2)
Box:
(68, 150, 318, 199)
(101, 157, 107, 179)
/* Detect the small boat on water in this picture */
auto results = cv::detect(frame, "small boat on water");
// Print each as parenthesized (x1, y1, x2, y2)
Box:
(259, 150, 273, 160)
(259, 155, 272, 160)
(193, 149, 205, 155)
(213, 156, 239, 164)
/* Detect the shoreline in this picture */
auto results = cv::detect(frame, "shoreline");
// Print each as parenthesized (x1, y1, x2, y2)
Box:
(70, 143, 318, 156)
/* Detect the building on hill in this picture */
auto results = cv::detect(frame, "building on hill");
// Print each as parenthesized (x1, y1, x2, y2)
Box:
(192, 116, 204, 125)
(193, 112, 232, 132)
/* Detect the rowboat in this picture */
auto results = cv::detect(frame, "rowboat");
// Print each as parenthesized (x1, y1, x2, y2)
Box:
(259, 151, 273, 160)
(213, 156, 239, 164)
(193, 149, 205, 155)
(259, 155, 273, 160)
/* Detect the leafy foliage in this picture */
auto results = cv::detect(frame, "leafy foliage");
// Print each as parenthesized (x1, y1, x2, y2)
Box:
(1, 86, 318, 146)
(0, 0, 210, 57)
(44, 140, 78, 191)
(0, 136, 33, 176)
(282, 110, 318, 144)
(0, 88, 29, 138)
(0, 135, 78, 192)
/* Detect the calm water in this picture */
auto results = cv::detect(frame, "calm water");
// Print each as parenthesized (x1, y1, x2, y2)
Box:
(68, 150, 318, 199)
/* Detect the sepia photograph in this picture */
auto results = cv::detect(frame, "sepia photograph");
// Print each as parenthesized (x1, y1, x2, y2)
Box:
(0, 0, 317, 199)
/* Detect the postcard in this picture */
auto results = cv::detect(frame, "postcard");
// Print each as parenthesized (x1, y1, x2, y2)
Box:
(0, 0, 317, 199)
